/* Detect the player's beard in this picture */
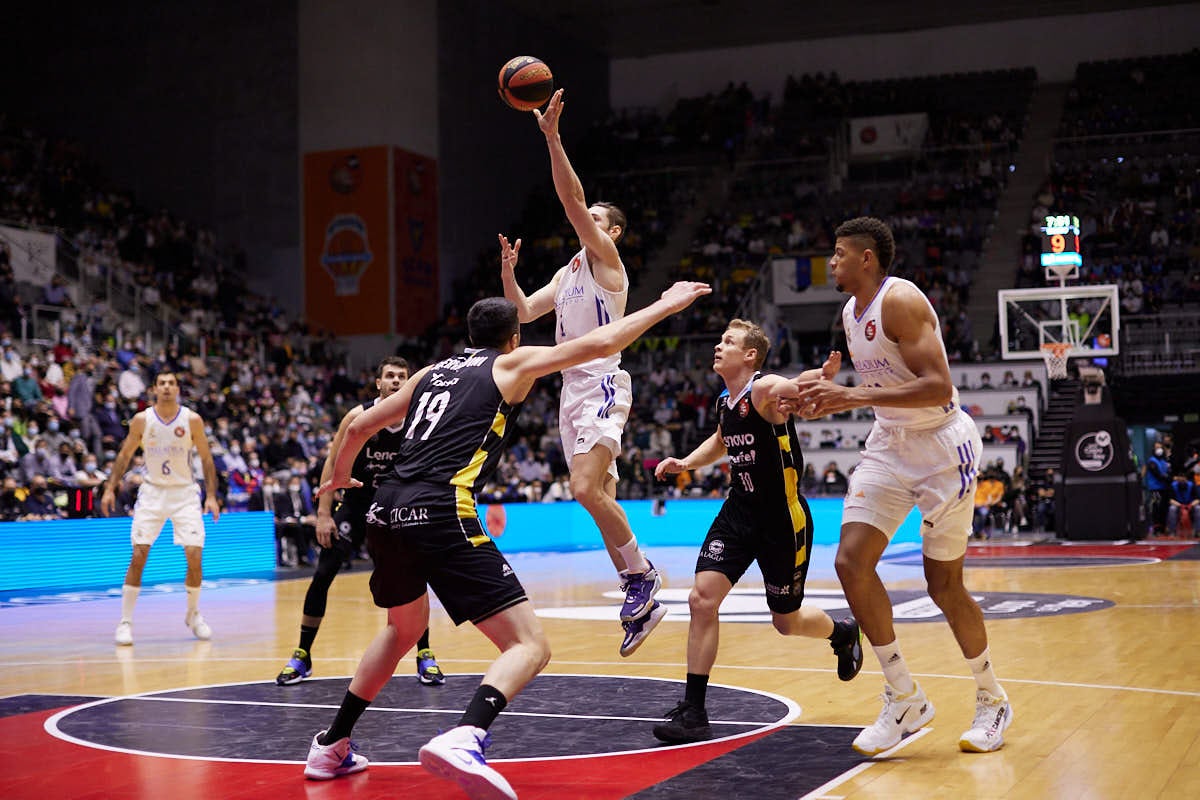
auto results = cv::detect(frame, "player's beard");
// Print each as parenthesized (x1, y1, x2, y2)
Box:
(835, 281, 845, 293)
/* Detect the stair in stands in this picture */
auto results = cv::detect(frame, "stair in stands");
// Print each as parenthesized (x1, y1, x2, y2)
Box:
(1028, 378, 1081, 478)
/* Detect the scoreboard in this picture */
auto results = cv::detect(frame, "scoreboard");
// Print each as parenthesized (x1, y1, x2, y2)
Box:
(1040, 214, 1082, 270)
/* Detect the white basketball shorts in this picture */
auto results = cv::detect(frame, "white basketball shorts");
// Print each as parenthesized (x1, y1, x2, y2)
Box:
(131, 482, 206, 548)
(842, 411, 982, 561)
(559, 369, 632, 481)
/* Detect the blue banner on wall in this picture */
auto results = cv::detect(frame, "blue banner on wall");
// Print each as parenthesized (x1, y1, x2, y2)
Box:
(479, 498, 923, 552)
(0, 512, 277, 594)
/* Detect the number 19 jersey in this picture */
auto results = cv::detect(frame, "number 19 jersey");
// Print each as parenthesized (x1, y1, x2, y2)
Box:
(139, 406, 197, 488)
(390, 348, 523, 514)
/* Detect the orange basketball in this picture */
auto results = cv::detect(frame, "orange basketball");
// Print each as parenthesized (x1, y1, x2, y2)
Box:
(498, 56, 554, 112)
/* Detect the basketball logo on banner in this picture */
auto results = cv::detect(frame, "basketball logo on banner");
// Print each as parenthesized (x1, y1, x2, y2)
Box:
(320, 214, 374, 296)
(1074, 430, 1114, 472)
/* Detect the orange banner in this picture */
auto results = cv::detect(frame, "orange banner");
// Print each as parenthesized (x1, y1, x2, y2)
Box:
(303, 147, 392, 335)
(393, 147, 439, 336)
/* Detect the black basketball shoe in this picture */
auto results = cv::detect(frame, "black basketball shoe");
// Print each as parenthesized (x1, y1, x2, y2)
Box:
(653, 701, 713, 744)
(831, 617, 864, 681)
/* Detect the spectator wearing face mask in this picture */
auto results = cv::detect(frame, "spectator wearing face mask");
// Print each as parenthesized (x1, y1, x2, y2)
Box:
(40, 417, 68, 452)
(12, 366, 43, 404)
(275, 475, 316, 567)
(19, 437, 63, 486)
(93, 394, 126, 451)
(74, 455, 107, 490)
(20, 475, 64, 520)
(0, 341, 23, 383)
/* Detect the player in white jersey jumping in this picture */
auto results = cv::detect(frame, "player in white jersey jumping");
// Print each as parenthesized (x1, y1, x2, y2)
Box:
(783, 217, 1012, 755)
(499, 87, 664, 656)
(101, 371, 221, 646)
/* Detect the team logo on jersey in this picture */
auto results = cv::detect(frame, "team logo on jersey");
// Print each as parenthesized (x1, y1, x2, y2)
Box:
(570, 254, 583, 273)
(864, 319, 877, 341)
(704, 539, 725, 561)
(174, 426, 186, 438)
(737, 398, 750, 418)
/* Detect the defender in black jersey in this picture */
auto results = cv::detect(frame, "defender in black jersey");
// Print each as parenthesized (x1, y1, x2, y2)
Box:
(275, 358, 444, 688)
(302, 281, 710, 794)
(651, 319, 863, 744)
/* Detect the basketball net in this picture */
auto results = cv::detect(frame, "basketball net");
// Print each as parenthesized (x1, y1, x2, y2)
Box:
(1040, 342, 1074, 380)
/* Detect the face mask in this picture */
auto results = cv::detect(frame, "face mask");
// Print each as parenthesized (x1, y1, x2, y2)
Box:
(1155, 449, 1165, 457)
(105, 402, 116, 410)
(85, 462, 97, 471)
(288, 484, 302, 493)
(28, 426, 39, 436)
(48, 421, 59, 432)
(249, 459, 260, 467)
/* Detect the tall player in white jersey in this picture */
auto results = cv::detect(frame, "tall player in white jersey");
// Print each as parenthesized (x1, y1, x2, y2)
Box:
(499, 87, 665, 657)
(784, 217, 1013, 756)
(102, 372, 221, 646)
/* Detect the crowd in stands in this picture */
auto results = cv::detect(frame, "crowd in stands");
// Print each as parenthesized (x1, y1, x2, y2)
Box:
(1017, 52, 1200, 320)
(26, 52, 1200, 547)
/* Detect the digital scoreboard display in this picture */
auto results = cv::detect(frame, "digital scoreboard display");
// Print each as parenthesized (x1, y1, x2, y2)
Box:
(1040, 214, 1082, 268)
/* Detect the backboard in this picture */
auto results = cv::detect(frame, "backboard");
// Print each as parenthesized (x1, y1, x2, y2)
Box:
(997, 284, 1120, 360)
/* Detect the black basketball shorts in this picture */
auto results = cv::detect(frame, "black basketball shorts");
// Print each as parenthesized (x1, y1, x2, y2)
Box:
(694, 495, 815, 615)
(366, 481, 527, 625)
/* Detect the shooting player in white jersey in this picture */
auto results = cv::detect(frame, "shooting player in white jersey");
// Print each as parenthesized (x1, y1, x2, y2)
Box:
(499, 87, 664, 657)
(102, 371, 220, 646)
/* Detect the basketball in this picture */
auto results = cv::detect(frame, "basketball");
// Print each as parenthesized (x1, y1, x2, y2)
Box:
(498, 56, 553, 111)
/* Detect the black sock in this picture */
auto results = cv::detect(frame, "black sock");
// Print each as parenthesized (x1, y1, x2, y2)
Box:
(298, 624, 319, 656)
(322, 690, 370, 744)
(458, 684, 508, 730)
(828, 619, 851, 646)
(684, 673, 709, 709)
(417, 628, 430, 651)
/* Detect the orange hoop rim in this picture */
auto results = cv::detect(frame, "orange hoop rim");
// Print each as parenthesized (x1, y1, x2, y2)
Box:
(1040, 342, 1075, 357)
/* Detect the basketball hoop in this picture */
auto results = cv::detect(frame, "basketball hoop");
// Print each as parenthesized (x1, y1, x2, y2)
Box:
(1040, 342, 1074, 380)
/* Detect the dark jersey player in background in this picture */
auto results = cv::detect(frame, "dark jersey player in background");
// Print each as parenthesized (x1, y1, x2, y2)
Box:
(652, 319, 863, 743)
(275, 358, 444, 687)
(302, 280, 710, 799)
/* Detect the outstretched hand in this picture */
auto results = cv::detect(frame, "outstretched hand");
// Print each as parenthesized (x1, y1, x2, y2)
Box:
(498, 233, 522, 273)
(820, 350, 842, 380)
(533, 88, 564, 136)
(314, 475, 362, 499)
(654, 457, 688, 480)
(659, 281, 712, 313)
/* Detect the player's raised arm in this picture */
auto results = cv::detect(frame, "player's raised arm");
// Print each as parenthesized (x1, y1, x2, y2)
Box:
(498, 233, 560, 323)
(101, 414, 146, 516)
(316, 366, 432, 498)
(534, 89, 623, 277)
(495, 281, 710, 400)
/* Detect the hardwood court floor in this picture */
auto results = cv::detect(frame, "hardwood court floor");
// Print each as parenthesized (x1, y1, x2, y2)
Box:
(2, 538, 1199, 799)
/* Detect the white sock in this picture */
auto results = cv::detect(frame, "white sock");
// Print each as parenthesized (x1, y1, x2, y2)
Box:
(616, 537, 651, 574)
(121, 584, 140, 622)
(872, 641, 915, 695)
(966, 647, 1004, 697)
(186, 585, 201, 618)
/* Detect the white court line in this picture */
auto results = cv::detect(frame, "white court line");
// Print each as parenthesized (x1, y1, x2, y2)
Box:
(128, 694, 773, 727)
(799, 728, 933, 800)
(9, 656, 1200, 698)
(43, 673, 803, 766)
